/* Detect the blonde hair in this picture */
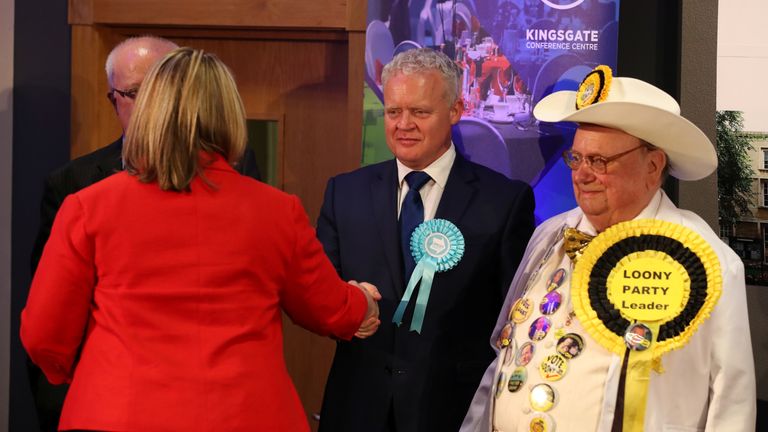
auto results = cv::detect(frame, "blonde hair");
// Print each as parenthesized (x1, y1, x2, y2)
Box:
(123, 47, 247, 191)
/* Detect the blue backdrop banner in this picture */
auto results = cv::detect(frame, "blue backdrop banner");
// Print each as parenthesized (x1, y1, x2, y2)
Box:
(362, 0, 620, 223)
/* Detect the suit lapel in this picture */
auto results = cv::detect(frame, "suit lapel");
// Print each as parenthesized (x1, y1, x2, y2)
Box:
(371, 160, 406, 296)
(435, 154, 476, 224)
(371, 156, 478, 297)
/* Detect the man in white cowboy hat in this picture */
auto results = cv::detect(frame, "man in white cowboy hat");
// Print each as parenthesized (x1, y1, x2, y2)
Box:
(460, 66, 756, 432)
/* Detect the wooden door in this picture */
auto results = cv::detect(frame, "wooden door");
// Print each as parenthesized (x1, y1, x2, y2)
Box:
(69, 1, 367, 427)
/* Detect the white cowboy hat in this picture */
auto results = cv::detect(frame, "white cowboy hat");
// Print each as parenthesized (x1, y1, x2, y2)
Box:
(533, 67, 717, 180)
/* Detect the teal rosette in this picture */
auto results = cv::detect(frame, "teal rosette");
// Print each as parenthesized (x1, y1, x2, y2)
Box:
(392, 219, 465, 333)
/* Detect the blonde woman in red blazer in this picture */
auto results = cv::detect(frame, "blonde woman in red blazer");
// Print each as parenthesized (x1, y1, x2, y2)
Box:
(21, 47, 381, 432)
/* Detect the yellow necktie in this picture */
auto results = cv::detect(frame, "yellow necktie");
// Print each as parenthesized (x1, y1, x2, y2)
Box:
(564, 227, 595, 262)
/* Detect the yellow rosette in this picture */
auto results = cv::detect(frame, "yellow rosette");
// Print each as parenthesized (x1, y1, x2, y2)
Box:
(571, 219, 722, 432)
(575, 65, 612, 110)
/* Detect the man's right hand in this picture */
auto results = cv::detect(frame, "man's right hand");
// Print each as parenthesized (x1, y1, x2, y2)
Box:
(349, 281, 381, 338)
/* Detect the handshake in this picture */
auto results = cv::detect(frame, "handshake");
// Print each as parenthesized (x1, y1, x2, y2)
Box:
(348, 280, 382, 339)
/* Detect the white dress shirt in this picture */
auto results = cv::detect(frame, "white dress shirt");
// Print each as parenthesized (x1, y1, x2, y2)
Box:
(396, 144, 456, 220)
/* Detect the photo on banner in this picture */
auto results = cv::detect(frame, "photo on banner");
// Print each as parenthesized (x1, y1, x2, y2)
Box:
(361, 0, 620, 223)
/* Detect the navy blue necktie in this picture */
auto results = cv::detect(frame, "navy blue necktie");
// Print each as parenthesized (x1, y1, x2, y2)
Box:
(400, 171, 432, 280)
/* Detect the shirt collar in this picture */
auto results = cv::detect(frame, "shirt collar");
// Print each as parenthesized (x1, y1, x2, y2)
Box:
(396, 144, 456, 189)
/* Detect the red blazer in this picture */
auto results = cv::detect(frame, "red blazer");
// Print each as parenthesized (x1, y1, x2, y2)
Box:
(21, 154, 367, 432)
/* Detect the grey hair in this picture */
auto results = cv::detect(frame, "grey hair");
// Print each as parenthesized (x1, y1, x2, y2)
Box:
(381, 48, 462, 105)
(105, 36, 179, 85)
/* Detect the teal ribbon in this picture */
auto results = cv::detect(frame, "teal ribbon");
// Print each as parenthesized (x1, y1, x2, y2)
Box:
(392, 219, 464, 333)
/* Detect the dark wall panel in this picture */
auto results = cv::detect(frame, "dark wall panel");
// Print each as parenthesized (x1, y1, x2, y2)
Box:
(618, 0, 680, 96)
(11, 1, 71, 430)
(618, 0, 681, 203)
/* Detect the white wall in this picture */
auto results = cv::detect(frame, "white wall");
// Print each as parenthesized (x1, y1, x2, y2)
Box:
(0, 0, 13, 429)
(717, 0, 768, 132)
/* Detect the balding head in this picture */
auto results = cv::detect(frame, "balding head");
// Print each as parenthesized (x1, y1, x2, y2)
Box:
(105, 36, 178, 132)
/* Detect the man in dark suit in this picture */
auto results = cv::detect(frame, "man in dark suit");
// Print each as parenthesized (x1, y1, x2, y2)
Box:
(28, 36, 260, 432)
(317, 48, 535, 432)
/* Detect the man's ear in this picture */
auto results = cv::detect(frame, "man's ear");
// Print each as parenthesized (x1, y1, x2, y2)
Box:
(449, 97, 464, 125)
(647, 149, 667, 185)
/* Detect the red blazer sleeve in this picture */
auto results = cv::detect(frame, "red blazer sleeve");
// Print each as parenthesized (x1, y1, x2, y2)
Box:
(21, 194, 96, 385)
(280, 196, 367, 340)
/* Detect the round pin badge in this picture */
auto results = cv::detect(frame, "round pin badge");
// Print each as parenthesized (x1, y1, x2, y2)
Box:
(539, 290, 562, 315)
(497, 322, 513, 349)
(507, 367, 527, 393)
(556, 333, 585, 359)
(546, 268, 567, 292)
(529, 413, 555, 432)
(624, 323, 652, 351)
(529, 383, 556, 412)
(515, 341, 536, 367)
(503, 338, 518, 366)
(528, 316, 551, 341)
(510, 297, 534, 323)
(495, 371, 507, 398)
(538, 353, 568, 381)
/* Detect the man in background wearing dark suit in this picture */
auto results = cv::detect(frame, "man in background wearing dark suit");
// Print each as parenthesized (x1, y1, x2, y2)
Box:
(317, 48, 535, 432)
(28, 35, 260, 431)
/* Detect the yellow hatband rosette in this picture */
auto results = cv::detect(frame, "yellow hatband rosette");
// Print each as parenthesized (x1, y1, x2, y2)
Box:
(571, 219, 721, 432)
(575, 65, 613, 110)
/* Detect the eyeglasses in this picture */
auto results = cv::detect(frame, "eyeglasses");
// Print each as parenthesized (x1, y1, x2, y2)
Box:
(562, 144, 647, 174)
(107, 87, 139, 103)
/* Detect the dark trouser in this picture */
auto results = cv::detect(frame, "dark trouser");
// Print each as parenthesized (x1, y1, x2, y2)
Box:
(27, 357, 68, 432)
(386, 398, 398, 432)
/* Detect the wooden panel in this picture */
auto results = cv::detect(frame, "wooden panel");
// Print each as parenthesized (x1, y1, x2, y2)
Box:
(345, 31, 366, 171)
(71, 28, 362, 217)
(70, 22, 366, 431)
(201, 38, 355, 429)
(70, 25, 123, 158)
(71, 0, 349, 29)
(346, 0, 367, 32)
(68, 0, 93, 24)
(142, 27, 351, 42)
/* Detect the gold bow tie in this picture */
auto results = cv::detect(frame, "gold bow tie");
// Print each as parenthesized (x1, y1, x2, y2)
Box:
(564, 227, 595, 262)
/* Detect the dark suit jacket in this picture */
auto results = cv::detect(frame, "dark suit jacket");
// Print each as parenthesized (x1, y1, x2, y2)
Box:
(317, 154, 535, 432)
(28, 138, 261, 432)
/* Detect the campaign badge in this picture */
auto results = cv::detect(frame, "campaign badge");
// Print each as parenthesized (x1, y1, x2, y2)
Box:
(538, 353, 568, 381)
